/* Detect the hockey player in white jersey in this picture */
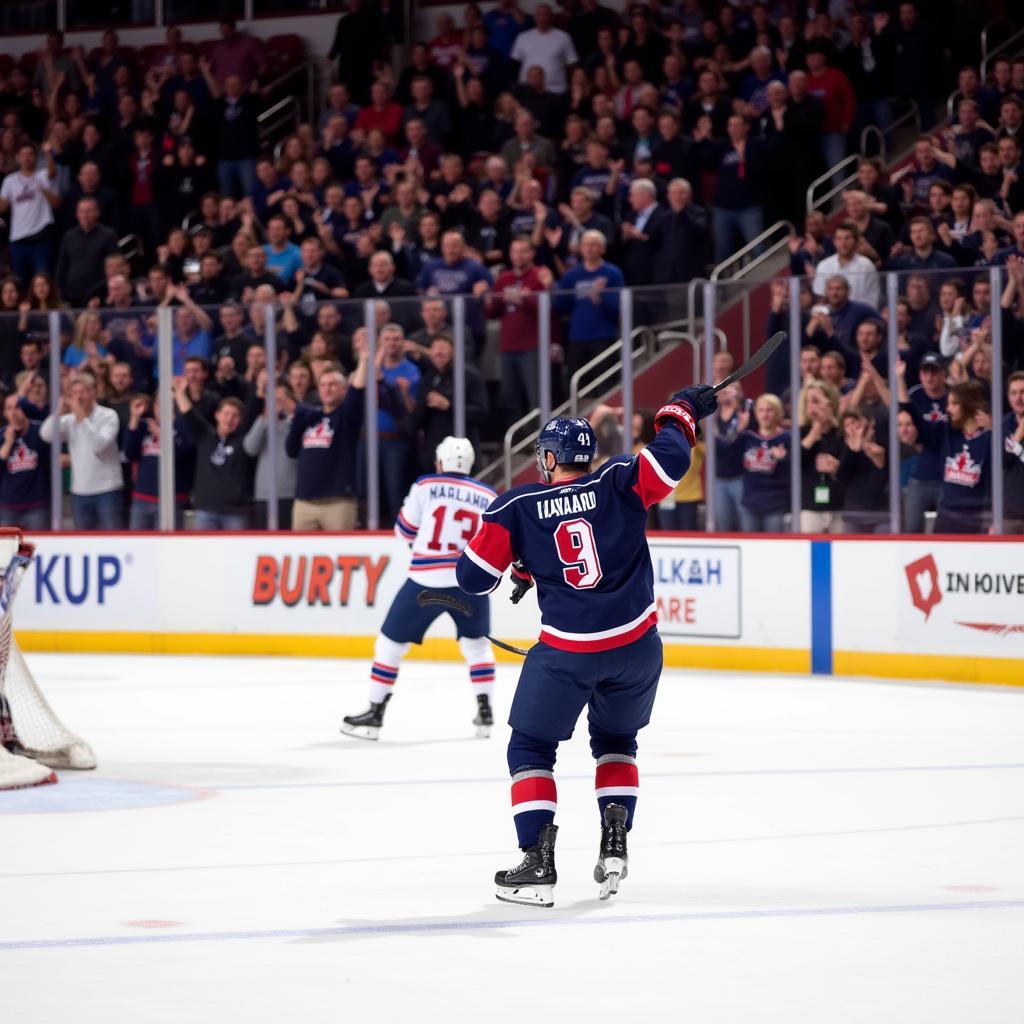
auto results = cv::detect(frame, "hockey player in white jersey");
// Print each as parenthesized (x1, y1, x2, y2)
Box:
(341, 437, 498, 741)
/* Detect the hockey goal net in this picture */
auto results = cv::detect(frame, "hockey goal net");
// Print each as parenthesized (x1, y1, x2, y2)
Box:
(0, 528, 96, 789)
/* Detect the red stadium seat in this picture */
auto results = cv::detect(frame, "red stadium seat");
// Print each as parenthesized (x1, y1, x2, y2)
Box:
(138, 44, 166, 69)
(265, 34, 306, 78)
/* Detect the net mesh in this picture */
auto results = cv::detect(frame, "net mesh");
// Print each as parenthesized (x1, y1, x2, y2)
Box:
(0, 536, 95, 775)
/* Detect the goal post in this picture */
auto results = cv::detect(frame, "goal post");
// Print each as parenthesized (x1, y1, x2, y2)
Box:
(0, 528, 96, 790)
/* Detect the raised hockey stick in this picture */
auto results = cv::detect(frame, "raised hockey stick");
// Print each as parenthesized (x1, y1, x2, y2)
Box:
(415, 590, 532, 657)
(712, 331, 785, 393)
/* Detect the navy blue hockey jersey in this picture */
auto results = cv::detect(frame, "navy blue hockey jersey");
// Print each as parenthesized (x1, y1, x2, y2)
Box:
(456, 422, 692, 653)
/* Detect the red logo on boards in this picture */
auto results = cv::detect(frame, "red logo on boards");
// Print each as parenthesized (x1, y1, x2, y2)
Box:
(904, 554, 942, 620)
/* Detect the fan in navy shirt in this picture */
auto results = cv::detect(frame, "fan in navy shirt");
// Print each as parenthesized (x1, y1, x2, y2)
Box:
(554, 230, 624, 386)
(0, 392, 50, 531)
(694, 113, 773, 264)
(903, 354, 949, 532)
(900, 372, 991, 534)
(717, 393, 791, 532)
(122, 395, 195, 530)
(812, 276, 879, 353)
(285, 360, 367, 531)
(416, 231, 493, 352)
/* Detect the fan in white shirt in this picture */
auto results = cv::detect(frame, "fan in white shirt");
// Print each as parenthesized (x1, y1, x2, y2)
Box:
(812, 221, 880, 309)
(0, 141, 58, 241)
(510, 4, 578, 94)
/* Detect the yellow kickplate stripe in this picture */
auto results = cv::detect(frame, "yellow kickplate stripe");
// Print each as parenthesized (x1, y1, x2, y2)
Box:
(662, 644, 810, 674)
(14, 630, 520, 663)
(833, 650, 1024, 687)
(14, 630, 807, 673)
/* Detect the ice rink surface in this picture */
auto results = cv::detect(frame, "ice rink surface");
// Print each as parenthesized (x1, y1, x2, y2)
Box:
(2, 653, 1023, 1023)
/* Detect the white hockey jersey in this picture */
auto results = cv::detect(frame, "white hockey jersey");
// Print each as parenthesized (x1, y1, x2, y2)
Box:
(395, 472, 498, 587)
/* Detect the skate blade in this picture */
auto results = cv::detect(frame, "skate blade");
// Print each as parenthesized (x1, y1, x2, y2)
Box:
(599, 872, 621, 900)
(596, 856, 626, 900)
(475, 724, 492, 739)
(339, 723, 380, 741)
(495, 884, 554, 908)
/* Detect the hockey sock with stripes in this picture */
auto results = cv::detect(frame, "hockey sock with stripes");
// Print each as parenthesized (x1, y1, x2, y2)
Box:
(458, 635, 495, 700)
(594, 754, 639, 830)
(510, 769, 557, 849)
(367, 635, 411, 704)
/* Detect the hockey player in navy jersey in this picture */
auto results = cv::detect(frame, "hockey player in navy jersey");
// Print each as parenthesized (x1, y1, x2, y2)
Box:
(341, 436, 498, 741)
(457, 385, 718, 906)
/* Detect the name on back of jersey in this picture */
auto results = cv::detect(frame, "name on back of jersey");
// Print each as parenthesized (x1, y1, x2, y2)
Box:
(536, 489, 598, 519)
(428, 482, 492, 509)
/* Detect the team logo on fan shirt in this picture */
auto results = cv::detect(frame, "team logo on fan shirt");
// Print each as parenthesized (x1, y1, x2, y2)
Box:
(743, 442, 778, 474)
(943, 446, 982, 487)
(6, 439, 38, 474)
(303, 418, 334, 449)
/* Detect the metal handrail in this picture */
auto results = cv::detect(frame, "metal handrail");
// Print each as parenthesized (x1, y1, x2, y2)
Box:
(258, 95, 299, 126)
(568, 328, 650, 414)
(500, 407, 543, 490)
(805, 154, 860, 215)
(710, 220, 795, 282)
(945, 88, 962, 124)
(858, 100, 920, 162)
(981, 25, 1024, 80)
(687, 276, 708, 340)
(261, 58, 327, 125)
(494, 329, 654, 488)
(981, 15, 1014, 59)
(259, 96, 301, 149)
(118, 233, 141, 262)
(569, 329, 650, 415)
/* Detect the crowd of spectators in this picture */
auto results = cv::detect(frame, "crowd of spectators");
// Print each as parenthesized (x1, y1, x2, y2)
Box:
(0, 4, 1020, 533)
(719, 116, 1024, 534)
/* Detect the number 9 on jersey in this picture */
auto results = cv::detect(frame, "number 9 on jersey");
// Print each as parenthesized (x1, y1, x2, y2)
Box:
(554, 519, 603, 590)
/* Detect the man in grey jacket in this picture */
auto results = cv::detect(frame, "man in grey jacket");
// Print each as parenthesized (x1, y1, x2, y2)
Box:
(243, 373, 297, 529)
(40, 372, 122, 529)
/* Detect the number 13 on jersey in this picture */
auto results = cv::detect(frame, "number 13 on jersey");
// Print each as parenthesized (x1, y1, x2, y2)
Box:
(554, 518, 603, 589)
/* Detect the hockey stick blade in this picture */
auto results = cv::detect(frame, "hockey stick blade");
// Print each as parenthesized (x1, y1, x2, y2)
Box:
(416, 589, 474, 616)
(416, 589, 532, 658)
(712, 331, 785, 394)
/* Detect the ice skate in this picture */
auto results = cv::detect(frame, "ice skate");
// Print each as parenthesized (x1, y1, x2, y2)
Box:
(340, 694, 391, 741)
(473, 693, 493, 738)
(594, 803, 629, 900)
(494, 824, 557, 907)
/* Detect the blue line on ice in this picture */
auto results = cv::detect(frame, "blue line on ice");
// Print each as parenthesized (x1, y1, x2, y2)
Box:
(2, 900, 1023, 951)
(215, 762, 1024, 791)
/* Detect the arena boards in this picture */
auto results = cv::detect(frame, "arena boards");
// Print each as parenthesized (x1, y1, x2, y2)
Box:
(11, 532, 1024, 687)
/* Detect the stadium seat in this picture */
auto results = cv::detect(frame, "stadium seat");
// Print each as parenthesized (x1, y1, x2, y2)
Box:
(265, 34, 305, 78)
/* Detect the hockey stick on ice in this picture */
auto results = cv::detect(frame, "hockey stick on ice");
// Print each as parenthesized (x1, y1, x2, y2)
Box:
(415, 590, 532, 657)
(712, 331, 785, 393)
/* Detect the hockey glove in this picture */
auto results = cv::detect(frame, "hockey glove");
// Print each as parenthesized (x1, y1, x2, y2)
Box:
(509, 560, 534, 605)
(655, 385, 718, 447)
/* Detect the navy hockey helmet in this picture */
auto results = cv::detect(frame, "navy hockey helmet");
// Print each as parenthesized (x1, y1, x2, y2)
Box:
(536, 417, 596, 480)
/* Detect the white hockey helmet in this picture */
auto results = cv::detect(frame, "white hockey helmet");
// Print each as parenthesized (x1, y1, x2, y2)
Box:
(435, 436, 475, 474)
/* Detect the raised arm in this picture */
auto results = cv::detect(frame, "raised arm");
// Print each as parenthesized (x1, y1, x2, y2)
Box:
(198, 56, 222, 99)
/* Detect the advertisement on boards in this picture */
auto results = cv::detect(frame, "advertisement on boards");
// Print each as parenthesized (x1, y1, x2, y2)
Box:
(832, 540, 1024, 659)
(648, 541, 741, 639)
